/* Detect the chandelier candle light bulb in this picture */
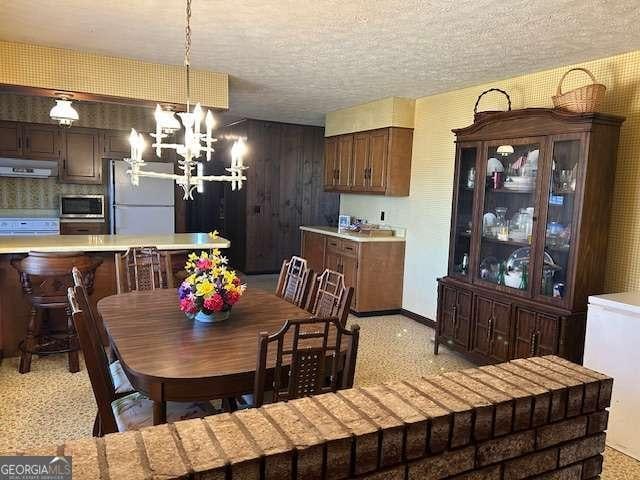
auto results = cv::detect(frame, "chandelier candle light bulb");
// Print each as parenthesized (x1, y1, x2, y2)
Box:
(124, 0, 248, 200)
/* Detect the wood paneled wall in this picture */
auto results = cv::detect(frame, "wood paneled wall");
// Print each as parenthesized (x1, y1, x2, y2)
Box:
(188, 119, 339, 273)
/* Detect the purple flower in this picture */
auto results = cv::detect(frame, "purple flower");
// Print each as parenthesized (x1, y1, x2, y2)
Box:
(178, 281, 192, 300)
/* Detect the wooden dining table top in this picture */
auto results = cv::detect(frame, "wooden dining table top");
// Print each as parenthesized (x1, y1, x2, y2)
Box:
(97, 288, 312, 381)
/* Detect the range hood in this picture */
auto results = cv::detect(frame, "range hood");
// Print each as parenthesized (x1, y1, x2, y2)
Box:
(0, 158, 58, 178)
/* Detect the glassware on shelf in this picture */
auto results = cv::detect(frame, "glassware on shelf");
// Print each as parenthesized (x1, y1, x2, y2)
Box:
(467, 167, 475, 189)
(495, 207, 509, 241)
(556, 169, 574, 193)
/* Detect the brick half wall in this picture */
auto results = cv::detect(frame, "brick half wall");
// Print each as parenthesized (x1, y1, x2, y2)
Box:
(13, 355, 612, 479)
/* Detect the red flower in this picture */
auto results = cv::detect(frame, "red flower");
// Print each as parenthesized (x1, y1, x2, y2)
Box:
(196, 258, 213, 270)
(204, 293, 225, 312)
(227, 291, 241, 305)
(179, 298, 197, 314)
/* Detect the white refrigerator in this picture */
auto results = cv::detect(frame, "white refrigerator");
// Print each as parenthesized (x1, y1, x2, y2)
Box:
(109, 160, 175, 235)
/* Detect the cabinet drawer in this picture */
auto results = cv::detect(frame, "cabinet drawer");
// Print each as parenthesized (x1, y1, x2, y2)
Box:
(339, 239, 358, 256)
(326, 237, 340, 251)
(60, 222, 107, 235)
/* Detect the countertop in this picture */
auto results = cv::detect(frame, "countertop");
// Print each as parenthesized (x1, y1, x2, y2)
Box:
(299, 226, 406, 243)
(589, 292, 640, 316)
(0, 232, 230, 254)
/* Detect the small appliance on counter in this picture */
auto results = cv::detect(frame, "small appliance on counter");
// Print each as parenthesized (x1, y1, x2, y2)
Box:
(0, 217, 60, 236)
(109, 159, 175, 235)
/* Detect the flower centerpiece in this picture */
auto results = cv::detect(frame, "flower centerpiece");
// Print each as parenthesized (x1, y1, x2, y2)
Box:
(178, 231, 246, 323)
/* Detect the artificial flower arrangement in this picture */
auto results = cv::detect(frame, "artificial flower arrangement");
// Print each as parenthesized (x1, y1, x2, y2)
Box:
(178, 231, 246, 322)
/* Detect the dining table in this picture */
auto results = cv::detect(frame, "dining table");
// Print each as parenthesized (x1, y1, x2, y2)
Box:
(97, 288, 313, 425)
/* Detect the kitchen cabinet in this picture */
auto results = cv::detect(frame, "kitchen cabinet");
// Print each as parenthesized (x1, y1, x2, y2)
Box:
(22, 124, 60, 160)
(101, 130, 131, 158)
(436, 284, 472, 352)
(300, 229, 405, 314)
(60, 221, 108, 235)
(60, 127, 101, 184)
(0, 121, 22, 157)
(323, 127, 413, 196)
(436, 108, 625, 364)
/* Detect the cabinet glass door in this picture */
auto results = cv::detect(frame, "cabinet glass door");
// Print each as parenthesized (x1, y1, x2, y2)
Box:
(476, 140, 542, 293)
(538, 138, 582, 301)
(449, 144, 477, 278)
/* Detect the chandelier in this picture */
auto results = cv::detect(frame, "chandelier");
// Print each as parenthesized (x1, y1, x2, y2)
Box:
(126, 0, 247, 200)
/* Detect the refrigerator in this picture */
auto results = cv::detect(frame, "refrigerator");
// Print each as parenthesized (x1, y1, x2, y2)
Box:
(109, 160, 175, 235)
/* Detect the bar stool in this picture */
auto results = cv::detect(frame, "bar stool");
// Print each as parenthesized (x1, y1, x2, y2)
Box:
(12, 251, 103, 374)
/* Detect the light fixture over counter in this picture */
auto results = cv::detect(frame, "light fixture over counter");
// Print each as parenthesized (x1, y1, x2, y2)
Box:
(125, 0, 247, 200)
(49, 94, 78, 127)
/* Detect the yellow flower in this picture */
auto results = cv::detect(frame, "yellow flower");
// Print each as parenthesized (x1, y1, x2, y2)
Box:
(195, 280, 214, 297)
(209, 230, 219, 240)
(188, 252, 198, 261)
(185, 274, 197, 285)
(199, 251, 209, 260)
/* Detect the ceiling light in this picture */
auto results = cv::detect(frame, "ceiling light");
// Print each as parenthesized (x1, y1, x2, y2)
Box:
(49, 96, 79, 127)
(125, 0, 247, 200)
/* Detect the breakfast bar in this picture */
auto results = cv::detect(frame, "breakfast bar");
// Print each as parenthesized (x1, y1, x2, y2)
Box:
(0, 233, 230, 359)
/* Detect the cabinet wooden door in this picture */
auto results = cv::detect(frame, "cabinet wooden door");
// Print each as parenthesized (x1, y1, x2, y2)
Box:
(336, 135, 353, 190)
(61, 128, 101, 184)
(102, 130, 131, 158)
(324, 137, 338, 189)
(340, 254, 358, 292)
(301, 231, 326, 274)
(454, 289, 472, 349)
(438, 284, 458, 341)
(513, 308, 558, 358)
(324, 249, 341, 273)
(473, 297, 511, 362)
(0, 121, 22, 157)
(23, 124, 59, 160)
(351, 132, 369, 191)
(368, 129, 388, 192)
(439, 285, 470, 348)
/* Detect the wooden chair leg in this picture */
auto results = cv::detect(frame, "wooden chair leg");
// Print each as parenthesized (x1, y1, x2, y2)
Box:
(93, 413, 102, 437)
(19, 307, 39, 374)
(66, 306, 80, 373)
(222, 397, 238, 412)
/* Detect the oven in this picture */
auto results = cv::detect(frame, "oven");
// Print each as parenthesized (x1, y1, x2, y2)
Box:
(59, 194, 105, 219)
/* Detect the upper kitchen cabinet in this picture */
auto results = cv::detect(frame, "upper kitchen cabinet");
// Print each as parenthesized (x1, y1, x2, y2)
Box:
(0, 121, 22, 157)
(101, 129, 131, 158)
(60, 127, 101, 184)
(0, 121, 60, 160)
(324, 127, 413, 196)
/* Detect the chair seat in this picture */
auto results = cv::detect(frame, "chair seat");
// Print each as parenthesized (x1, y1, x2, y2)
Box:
(112, 393, 218, 432)
(109, 360, 134, 395)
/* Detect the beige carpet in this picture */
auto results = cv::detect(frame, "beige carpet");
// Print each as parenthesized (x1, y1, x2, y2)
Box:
(0, 274, 638, 478)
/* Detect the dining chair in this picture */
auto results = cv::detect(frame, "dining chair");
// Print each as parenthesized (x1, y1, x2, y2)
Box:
(275, 256, 313, 308)
(114, 247, 167, 294)
(68, 286, 218, 436)
(252, 316, 360, 408)
(306, 269, 354, 326)
(72, 267, 133, 397)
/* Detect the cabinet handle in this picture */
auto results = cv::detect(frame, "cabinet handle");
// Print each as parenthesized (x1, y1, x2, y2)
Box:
(333, 169, 339, 180)
(529, 331, 536, 357)
(452, 304, 458, 331)
(17, 137, 21, 150)
(487, 316, 494, 341)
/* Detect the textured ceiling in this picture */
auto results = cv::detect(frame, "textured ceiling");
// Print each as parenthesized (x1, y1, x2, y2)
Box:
(2, 0, 640, 125)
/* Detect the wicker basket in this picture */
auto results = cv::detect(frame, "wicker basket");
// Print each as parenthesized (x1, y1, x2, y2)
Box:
(552, 68, 605, 113)
(474, 88, 511, 122)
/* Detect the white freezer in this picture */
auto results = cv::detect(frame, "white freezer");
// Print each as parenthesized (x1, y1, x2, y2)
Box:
(584, 292, 640, 460)
(112, 205, 175, 235)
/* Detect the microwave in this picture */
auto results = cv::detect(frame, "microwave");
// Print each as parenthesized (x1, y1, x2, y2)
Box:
(59, 194, 105, 219)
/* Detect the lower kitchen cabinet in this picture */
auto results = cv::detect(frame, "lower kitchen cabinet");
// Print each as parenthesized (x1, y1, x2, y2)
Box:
(436, 278, 585, 363)
(60, 221, 108, 235)
(301, 229, 405, 314)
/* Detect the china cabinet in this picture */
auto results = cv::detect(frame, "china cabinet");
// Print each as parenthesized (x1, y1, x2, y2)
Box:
(436, 108, 624, 363)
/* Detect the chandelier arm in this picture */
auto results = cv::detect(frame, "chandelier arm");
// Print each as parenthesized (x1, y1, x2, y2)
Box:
(128, 170, 183, 181)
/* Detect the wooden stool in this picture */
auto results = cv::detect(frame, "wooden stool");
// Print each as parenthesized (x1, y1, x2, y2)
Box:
(11, 251, 102, 374)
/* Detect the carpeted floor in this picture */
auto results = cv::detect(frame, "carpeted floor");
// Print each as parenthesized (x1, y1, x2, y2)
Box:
(1, 274, 638, 478)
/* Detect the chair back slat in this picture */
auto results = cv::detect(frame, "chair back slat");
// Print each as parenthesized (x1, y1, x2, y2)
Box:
(307, 269, 353, 326)
(68, 286, 119, 434)
(253, 316, 360, 407)
(115, 247, 166, 294)
(276, 256, 313, 307)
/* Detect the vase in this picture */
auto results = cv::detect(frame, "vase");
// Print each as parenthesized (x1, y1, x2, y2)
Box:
(194, 309, 230, 324)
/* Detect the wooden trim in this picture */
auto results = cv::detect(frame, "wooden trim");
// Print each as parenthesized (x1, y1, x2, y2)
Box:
(350, 308, 401, 318)
(0, 83, 228, 112)
(401, 309, 436, 328)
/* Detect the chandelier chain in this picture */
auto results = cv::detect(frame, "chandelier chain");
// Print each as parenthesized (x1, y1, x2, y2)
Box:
(185, 0, 192, 109)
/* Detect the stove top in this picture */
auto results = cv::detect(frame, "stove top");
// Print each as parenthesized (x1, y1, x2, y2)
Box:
(0, 217, 60, 236)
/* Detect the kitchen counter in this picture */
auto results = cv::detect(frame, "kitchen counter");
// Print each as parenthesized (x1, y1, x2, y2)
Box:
(299, 226, 406, 243)
(0, 232, 230, 254)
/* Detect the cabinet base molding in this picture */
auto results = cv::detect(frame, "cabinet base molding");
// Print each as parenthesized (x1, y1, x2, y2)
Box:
(400, 309, 436, 328)
(351, 308, 402, 318)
